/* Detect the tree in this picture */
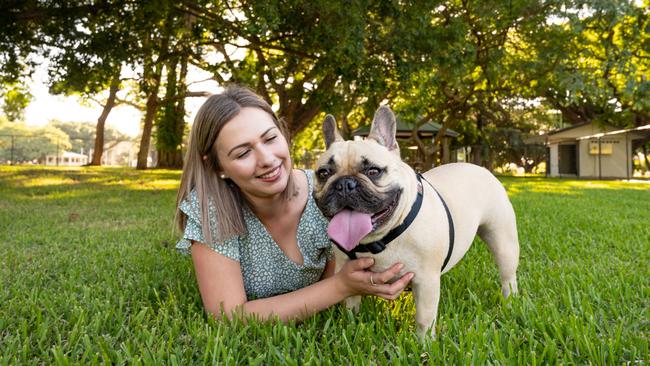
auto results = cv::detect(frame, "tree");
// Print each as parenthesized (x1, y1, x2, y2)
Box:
(0, 117, 71, 163)
(381, 0, 555, 169)
(522, 1, 649, 129)
(154, 10, 197, 169)
(45, 1, 137, 166)
(132, 1, 214, 169)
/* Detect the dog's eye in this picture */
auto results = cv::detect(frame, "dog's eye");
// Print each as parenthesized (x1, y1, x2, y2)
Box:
(317, 168, 331, 180)
(366, 167, 381, 177)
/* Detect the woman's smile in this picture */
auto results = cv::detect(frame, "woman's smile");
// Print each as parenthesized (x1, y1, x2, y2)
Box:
(257, 165, 282, 181)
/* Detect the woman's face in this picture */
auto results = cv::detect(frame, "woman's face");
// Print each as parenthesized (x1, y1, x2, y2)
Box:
(214, 107, 291, 200)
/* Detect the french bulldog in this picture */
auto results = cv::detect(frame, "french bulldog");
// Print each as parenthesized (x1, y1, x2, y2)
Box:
(312, 106, 520, 337)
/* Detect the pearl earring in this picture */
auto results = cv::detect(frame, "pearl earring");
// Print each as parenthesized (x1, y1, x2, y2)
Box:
(219, 173, 227, 179)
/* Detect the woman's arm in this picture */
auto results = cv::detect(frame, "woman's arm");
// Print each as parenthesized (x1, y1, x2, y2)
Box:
(190, 242, 414, 323)
(320, 258, 336, 280)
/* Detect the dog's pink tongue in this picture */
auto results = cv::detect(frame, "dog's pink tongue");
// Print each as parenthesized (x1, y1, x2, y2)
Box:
(327, 209, 373, 251)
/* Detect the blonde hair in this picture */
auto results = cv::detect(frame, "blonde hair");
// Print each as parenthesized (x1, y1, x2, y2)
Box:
(176, 85, 294, 244)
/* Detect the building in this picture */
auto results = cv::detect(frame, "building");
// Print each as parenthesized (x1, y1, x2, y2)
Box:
(532, 123, 650, 179)
(44, 151, 89, 166)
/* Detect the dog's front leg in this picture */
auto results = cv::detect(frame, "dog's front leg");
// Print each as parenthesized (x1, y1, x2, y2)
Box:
(412, 271, 441, 339)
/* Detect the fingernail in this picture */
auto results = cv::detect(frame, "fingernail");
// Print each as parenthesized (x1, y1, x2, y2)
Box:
(398, 263, 404, 270)
(409, 273, 415, 280)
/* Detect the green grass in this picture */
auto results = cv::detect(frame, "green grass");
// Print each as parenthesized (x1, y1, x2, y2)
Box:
(1, 166, 648, 365)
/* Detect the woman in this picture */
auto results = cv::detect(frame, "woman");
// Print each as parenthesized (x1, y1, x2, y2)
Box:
(176, 86, 414, 322)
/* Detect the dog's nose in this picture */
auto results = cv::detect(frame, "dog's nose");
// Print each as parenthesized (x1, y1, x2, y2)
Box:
(335, 177, 357, 194)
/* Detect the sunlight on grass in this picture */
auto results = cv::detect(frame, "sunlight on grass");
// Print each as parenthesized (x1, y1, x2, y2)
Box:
(16, 176, 80, 187)
(503, 177, 650, 197)
(120, 178, 180, 191)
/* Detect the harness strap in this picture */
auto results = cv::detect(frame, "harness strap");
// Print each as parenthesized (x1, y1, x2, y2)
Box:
(420, 174, 455, 271)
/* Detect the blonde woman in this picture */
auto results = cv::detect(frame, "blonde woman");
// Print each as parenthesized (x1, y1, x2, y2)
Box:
(176, 86, 414, 322)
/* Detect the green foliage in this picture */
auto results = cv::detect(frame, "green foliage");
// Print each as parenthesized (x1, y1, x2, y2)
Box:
(0, 118, 71, 163)
(0, 167, 648, 363)
(520, 0, 649, 127)
(48, 120, 131, 155)
(290, 113, 326, 169)
(0, 83, 33, 122)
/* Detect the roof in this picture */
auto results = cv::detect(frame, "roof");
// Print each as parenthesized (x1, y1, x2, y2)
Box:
(577, 124, 650, 140)
(352, 120, 459, 139)
(524, 123, 650, 144)
(545, 122, 592, 136)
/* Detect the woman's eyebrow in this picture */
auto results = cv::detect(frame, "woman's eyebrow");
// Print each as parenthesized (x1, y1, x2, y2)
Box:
(227, 126, 277, 157)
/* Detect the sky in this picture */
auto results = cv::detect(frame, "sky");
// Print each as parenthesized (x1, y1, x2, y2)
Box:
(24, 63, 221, 137)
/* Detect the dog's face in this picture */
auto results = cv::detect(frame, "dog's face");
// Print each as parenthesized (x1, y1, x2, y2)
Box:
(313, 106, 416, 243)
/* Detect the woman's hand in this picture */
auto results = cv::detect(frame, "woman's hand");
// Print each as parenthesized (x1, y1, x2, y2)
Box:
(335, 257, 415, 300)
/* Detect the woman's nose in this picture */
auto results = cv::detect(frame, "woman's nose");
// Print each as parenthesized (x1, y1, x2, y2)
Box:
(255, 145, 276, 166)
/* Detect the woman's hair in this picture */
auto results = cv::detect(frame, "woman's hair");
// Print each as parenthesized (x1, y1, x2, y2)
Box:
(175, 85, 294, 244)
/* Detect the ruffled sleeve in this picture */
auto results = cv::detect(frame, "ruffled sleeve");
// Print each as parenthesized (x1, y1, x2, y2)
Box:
(176, 190, 241, 261)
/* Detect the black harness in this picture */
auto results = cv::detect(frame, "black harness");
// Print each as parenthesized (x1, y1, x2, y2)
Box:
(332, 173, 456, 271)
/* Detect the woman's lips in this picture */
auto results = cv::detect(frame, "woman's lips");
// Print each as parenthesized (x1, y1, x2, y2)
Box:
(257, 165, 282, 182)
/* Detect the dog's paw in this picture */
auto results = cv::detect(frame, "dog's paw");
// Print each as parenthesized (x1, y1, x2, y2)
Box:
(344, 295, 361, 313)
(416, 324, 436, 341)
(501, 278, 518, 298)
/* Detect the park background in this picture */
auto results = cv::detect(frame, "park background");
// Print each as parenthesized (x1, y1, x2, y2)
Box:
(1, 0, 649, 364)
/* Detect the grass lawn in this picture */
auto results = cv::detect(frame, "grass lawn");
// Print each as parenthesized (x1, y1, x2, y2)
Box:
(0, 165, 648, 365)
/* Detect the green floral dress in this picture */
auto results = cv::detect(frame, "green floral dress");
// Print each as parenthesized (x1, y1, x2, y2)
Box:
(177, 170, 333, 300)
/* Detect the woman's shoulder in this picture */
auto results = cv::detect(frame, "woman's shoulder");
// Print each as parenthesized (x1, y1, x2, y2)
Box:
(301, 169, 315, 190)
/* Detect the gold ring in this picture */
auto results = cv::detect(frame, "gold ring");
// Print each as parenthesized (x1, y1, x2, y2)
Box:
(370, 274, 377, 286)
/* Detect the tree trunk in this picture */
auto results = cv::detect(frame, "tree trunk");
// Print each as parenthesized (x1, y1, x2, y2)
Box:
(157, 55, 188, 169)
(425, 145, 438, 170)
(441, 137, 451, 164)
(486, 148, 496, 172)
(471, 145, 483, 166)
(89, 77, 120, 165)
(136, 91, 160, 170)
(136, 25, 168, 170)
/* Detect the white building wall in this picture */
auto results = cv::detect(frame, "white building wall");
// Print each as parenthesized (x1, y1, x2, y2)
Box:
(549, 144, 559, 176)
(578, 135, 629, 178)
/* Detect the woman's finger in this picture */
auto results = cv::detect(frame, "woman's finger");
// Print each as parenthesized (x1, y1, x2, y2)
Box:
(376, 262, 404, 284)
(374, 272, 414, 298)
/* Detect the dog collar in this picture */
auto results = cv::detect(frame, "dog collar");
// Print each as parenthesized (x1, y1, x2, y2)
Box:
(334, 173, 455, 272)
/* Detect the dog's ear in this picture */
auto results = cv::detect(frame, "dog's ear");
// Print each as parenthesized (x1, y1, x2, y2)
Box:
(368, 105, 399, 153)
(323, 114, 344, 148)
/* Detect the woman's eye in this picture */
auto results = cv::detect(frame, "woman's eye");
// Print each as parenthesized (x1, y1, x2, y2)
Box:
(266, 135, 277, 143)
(236, 150, 250, 159)
(366, 168, 381, 177)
